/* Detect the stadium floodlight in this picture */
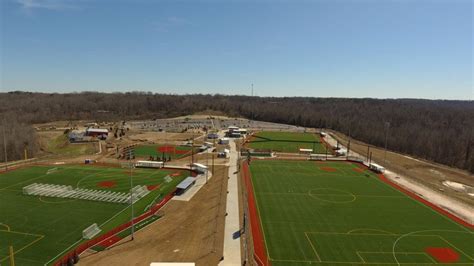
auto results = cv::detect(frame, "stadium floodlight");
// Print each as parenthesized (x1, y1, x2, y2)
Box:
(129, 148, 135, 240)
(2, 117, 7, 172)
(384, 122, 390, 163)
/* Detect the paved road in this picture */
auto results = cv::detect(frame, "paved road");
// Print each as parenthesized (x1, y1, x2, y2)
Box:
(219, 139, 242, 265)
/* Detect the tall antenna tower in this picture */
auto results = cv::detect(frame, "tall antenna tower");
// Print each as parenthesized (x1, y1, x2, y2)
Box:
(251, 83, 254, 97)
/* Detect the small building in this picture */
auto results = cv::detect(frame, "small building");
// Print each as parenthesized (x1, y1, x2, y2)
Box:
(175, 177, 196, 195)
(68, 130, 86, 142)
(219, 138, 230, 145)
(217, 148, 230, 158)
(84, 122, 98, 127)
(237, 128, 247, 135)
(369, 163, 385, 173)
(228, 132, 241, 138)
(309, 154, 325, 161)
(228, 126, 239, 133)
(135, 161, 164, 168)
(299, 148, 313, 154)
(320, 132, 327, 137)
(191, 163, 208, 174)
(85, 128, 109, 138)
(207, 133, 219, 139)
(335, 148, 347, 156)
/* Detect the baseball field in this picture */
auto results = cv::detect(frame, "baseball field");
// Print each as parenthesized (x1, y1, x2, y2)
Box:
(247, 131, 327, 153)
(0, 164, 188, 265)
(134, 144, 194, 159)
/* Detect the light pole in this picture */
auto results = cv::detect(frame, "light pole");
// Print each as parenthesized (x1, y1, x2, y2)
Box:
(190, 137, 194, 175)
(212, 137, 215, 177)
(129, 150, 134, 240)
(206, 146, 209, 184)
(3, 118, 7, 172)
(384, 122, 390, 164)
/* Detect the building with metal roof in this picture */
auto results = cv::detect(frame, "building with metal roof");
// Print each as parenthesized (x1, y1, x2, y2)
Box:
(175, 176, 196, 195)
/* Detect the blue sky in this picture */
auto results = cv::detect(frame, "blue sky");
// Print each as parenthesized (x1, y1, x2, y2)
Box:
(0, 0, 472, 99)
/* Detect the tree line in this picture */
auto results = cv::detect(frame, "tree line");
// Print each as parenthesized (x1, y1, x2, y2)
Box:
(0, 91, 472, 172)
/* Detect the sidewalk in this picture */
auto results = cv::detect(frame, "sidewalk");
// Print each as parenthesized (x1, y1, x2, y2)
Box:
(219, 139, 242, 265)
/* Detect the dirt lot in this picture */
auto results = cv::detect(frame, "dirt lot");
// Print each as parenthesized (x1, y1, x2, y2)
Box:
(79, 165, 229, 266)
(328, 130, 474, 206)
(126, 131, 202, 143)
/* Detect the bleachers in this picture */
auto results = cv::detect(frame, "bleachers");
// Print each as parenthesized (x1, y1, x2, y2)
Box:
(22, 183, 150, 204)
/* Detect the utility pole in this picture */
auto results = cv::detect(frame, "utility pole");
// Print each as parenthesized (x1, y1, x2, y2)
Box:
(190, 136, 194, 174)
(24, 144, 28, 161)
(366, 145, 370, 163)
(3, 118, 7, 172)
(212, 138, 216, 178)
(206, 146, 209, 184)
(251, 83, 255, 122)
(346, 140, 351, 159)
(191, 137, 194, 165)
(129, 149, 134, 240)
(384, 122, 390, 164)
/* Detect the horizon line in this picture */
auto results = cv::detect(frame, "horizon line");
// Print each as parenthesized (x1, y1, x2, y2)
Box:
(2, 90, 472, 102)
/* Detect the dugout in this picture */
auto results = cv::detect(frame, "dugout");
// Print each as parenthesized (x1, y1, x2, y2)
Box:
(135, 161, 164, 168)
(299, 148, 313, 154)
(309, 154, 325, 161)
(369, 163, 385, 173)
(175, 176, 196, 195)
(191, 163, 208, 174)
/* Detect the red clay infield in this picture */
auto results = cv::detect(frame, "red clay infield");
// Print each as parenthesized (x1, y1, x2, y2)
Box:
(353, 167, 365, 173)
(170, 172, 181, 177)
(147, 184, 160, 191)
(157, 145, 188, 154)
(425, 247, 459, 263)
(97, 180, 116, 188)
(320, 167, 337, 172)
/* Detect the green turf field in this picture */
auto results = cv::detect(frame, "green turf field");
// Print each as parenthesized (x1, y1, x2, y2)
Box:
(134, 144, 194, 159)
(0, 164, 187, 265)
(248, 131, 327, 153)
(249, 160, 474, 265)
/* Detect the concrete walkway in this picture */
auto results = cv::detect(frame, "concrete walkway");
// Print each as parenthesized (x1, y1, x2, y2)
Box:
(219, 139, 242, 266)
(172, 172, 213, 202)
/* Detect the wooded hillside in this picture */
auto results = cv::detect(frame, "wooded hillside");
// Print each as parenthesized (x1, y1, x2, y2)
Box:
(1, 91, 472, 172)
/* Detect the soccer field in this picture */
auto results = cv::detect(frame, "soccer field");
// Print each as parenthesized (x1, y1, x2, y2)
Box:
(0, 164, 187, 265)
(247, 160, 474, 265)
(134, 144, 194, 159)
(247, 131, 327, 153)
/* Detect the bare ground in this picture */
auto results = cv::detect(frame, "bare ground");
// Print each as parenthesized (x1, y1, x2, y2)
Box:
(126, 131, 202, 143)
(79, 165, 228, 266)
(327, 130, 474, 218)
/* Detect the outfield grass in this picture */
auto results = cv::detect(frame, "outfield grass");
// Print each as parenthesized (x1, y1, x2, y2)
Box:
(134, 144, 194, 159)
(0, 164, 187, 265)
(248, 131, 327, 153)
(249, 160, 474, 265)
